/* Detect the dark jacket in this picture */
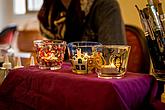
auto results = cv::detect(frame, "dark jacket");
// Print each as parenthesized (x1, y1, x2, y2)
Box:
(38, 0, 126, 44)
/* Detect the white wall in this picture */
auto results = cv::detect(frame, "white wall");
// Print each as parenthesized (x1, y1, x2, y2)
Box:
(0, 0, 18, 29)
(0, 0, 165, 30)
(0, 0, 2, 29)
(0, 0, 39, 30)
(118, 0, 165, 28)
(118, 0, 147, 28)
(0, 0, 4, 28)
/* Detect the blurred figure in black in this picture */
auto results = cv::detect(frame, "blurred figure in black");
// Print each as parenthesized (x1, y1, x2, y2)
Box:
(38, 0, 126, 45)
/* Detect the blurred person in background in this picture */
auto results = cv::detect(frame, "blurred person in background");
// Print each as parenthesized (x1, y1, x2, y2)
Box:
(38, 0, 126, 44)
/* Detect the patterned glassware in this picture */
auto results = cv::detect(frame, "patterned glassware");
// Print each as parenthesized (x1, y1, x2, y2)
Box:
(34, 40, 66, 70)
(67, 41, 102, 74)
(94, 45, 131, 79)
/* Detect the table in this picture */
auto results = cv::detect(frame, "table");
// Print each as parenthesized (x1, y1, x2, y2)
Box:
(0, 63, 158, 110)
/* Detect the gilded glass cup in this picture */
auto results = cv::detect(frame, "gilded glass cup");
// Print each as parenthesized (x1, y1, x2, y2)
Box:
(33, 40, 66, 70)
(67, 41, 102, 74)
(94, 45, 131, 79)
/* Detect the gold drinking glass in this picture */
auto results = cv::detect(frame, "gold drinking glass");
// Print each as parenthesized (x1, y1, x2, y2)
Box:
(94, 45, 131, 79)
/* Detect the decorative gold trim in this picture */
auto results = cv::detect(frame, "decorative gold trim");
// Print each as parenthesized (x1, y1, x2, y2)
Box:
(48, 4, 54, 29)
(54, 17, 66, 25)
(53, 12, 66, 39)
(41, 4, 66, 39)
(40, 23, 54, 38)
(94, 53, 106, 69)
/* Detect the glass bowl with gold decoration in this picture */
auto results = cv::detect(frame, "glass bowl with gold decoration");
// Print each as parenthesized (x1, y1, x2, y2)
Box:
(94, 45, 131, 79)
(67, 41, 102, 74)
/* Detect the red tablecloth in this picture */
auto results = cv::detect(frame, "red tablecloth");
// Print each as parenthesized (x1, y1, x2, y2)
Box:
(0, 63, 158, 110)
